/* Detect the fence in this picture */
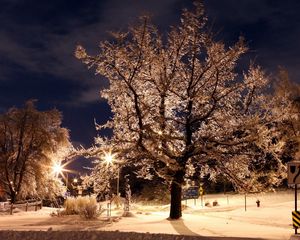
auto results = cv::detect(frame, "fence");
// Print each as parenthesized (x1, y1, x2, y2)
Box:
(0, 200, 42, 215)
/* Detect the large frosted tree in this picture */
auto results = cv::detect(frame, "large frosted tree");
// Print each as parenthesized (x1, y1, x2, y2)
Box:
(0, 101, 71, 203)
(76, 2, 285, 219)
(271, 69, 300, 163)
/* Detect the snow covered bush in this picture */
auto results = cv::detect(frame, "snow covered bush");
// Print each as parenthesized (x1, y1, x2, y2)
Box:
(63, 197, 78, 215)
(63, 196, 101, 219)
(78, 196, 100, 219)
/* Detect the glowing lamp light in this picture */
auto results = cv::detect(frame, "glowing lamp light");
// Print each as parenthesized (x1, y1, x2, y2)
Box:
(103, 150, 120, 197)
(52, 162, 63, 176)
(104, 151, 114, 165)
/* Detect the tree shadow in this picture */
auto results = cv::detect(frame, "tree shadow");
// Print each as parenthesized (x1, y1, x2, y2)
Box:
(168, 218, 266, 240)
(169, 218, 200, 236)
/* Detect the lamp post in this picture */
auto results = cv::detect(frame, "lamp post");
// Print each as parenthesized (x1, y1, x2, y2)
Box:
(66, 172, 68, 190)
(117, 167, 120, 197)
(104, 151, 120, 197)
(72, 178, 78, 196)
(52, 161, 69, 190)
(52, 162, 63, 177)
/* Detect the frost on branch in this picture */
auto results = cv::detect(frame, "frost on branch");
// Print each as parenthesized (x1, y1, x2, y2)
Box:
(76, 1, 291, 219)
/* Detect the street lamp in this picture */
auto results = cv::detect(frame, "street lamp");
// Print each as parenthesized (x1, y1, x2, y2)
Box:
(104, 151, 114, 165)
(72, 178, 78, 196)
(52, 162, 63, 177)
(103, 151, 120, 197)
(51, 161, 70, 189)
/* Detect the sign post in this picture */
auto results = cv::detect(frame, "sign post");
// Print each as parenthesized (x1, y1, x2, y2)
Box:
(199, 185, 204, 207)
(288, 161, 300, 235)
(182, 186, 199, 205)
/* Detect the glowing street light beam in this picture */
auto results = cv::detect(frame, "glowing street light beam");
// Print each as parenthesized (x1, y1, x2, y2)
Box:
(52, 162, 63, 177)
(103, 151, 116, 165)
(51, 159, 75, 176)
(103, 150, 121, 197)
(49, 158, 78, 194)
(51, 161, 74, 190)
(51, 160, 74, 179)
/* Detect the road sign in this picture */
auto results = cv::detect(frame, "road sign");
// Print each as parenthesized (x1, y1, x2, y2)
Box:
(288, 162, 300, 184)
(293, 211, 300, 228)
(182, 186, 199, 200)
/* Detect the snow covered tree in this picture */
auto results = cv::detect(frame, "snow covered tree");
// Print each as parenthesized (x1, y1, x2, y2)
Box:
(81, 157, 115, 200)
(271, 69, 300, 163)
(0, 100, 71, 203)
(76, 2, 285, 219)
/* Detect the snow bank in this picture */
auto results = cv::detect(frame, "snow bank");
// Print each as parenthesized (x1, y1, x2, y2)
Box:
(0, 230, 263, 240)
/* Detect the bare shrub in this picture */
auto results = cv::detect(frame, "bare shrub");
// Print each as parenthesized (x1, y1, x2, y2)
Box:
(63, 196, 103, 219)
(78, 196, 99, 219)
(64, 197, 78, 215)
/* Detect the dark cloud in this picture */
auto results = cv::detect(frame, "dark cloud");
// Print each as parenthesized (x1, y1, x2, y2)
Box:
(0, 0, 184, 105)
(204, 0, 300, 80)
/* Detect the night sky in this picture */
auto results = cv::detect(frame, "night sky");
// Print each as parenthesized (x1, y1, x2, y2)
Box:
(1, 0, 300, 170)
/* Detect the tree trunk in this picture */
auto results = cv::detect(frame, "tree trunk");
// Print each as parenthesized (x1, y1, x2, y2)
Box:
(169, 170, 184, 219)
(10, 191, 16, 204)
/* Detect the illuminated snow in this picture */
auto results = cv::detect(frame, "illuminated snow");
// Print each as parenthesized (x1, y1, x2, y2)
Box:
(0, 191, 297, 239)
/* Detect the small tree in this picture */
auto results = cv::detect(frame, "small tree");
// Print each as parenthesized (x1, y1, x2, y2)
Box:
(76, 2, 286, 219)
(0, 100, 71, 203)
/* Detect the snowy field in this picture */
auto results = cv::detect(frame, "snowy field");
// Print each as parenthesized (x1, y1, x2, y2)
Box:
(0, 190, 297, 240)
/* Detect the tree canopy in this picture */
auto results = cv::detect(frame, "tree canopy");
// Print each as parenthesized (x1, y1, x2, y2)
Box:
(0, 101, 71, 202)
(76, 1, 288, 219)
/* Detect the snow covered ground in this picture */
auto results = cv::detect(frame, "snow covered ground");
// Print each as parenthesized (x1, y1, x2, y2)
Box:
(0, 190, 297, 240)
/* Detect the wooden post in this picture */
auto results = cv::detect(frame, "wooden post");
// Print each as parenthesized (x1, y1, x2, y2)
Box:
(107, 202, 111, 217)
(244, 193, 247, 212)
(25, 202, 28, 212)
(10, 204, 13, 215)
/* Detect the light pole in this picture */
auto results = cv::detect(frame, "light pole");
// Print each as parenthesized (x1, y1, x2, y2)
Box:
(117, 167, 120, 197)
(51, 161, 69, 191)
(52, 162, 63, 177)
(73, 178, 78, 184)
(72, 178, 78, 196)
(66, 172, 69, 190)
(104, 151, 120, 197)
